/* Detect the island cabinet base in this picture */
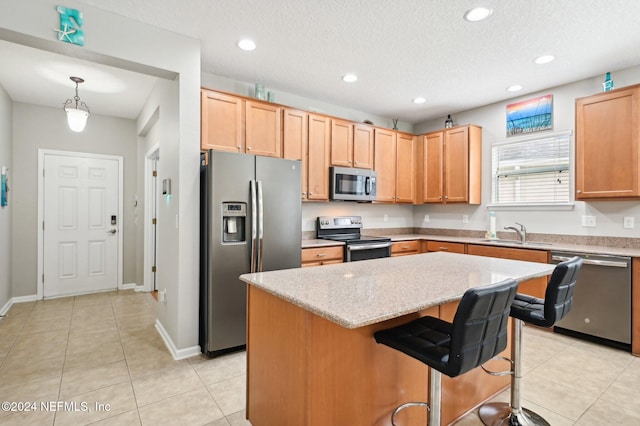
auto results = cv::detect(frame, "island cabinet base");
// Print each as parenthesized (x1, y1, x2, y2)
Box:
(247, 286, 512, 425)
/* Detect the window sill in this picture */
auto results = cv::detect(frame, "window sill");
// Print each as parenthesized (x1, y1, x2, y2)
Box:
(486, 203, 575, 211)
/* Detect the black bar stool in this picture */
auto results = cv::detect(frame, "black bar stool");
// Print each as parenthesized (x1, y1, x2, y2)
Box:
(479, 256, 582, 426)
(374, 278, 519, 426)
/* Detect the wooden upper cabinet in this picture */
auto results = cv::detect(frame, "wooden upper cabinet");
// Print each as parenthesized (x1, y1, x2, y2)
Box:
(395, 132, 415, 203)
(201, 90, 244, 152)
(353, 125, 374, 169)
(423, 132, 444, 202)
(374, 128, 397, 202)
(421, 125, 481, 204)
(283, 108, 308, 199)
(330, 119, 354, 167)
(245, 101, 282, 157)
(307, 114, 331, 201)
(576, 84, 640, 199)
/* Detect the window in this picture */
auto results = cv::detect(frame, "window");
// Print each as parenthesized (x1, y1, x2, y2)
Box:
(491, 131, 572, 207)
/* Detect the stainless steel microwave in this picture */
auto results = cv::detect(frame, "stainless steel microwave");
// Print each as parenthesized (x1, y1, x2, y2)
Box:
(329, 166, 377, 201)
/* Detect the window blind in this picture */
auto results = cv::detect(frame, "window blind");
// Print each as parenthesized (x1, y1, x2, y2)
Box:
(491, 131, 571, 206)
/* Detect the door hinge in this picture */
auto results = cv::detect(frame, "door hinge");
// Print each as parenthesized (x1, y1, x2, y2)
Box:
(42, 274, 44, 283)
(152, 266, 156, 273)
(152, 218, 156, 225)
(152, 171, 157, 177)
(42, 221, 45, 230)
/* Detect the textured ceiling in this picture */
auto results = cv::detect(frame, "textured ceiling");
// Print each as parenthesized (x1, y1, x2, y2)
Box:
(4, 0, 640, 124)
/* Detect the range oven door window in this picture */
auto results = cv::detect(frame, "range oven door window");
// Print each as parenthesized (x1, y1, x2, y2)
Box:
(346, 243, 391, 262)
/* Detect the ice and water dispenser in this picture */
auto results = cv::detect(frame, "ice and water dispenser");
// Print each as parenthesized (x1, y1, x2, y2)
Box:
(222, 202, 246, 244)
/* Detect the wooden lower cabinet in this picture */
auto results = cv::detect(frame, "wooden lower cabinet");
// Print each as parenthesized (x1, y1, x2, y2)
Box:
(247, 286, 511, 426)
(467, 244, 549, 298)
(301, 246, 343, 267)
(633, 258, 640, 356)
(391, 240, 420, 256)
(424, 240, 466, 254)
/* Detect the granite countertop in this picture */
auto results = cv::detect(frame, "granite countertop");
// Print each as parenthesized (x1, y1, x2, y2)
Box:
(240, 252, 555, 329)
(302, 233, 640, 257)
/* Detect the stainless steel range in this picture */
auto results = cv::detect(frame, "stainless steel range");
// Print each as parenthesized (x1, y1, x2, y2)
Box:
(316, 216, 391, 262)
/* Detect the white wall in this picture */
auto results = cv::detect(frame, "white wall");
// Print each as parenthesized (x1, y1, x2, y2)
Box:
(10, 103, 137, 297)
(0, 0, 201, 354)
(412, 65, 640, 239)
(0, 84, 11, 310)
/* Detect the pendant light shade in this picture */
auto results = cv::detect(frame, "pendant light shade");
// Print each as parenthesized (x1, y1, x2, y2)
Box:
(63, 76, 90, 132)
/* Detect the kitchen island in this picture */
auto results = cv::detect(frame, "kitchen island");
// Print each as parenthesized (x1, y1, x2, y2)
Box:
(240, 252, 556, 426)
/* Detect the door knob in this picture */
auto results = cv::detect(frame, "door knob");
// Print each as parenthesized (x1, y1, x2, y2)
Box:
(107, 229, 117, 234)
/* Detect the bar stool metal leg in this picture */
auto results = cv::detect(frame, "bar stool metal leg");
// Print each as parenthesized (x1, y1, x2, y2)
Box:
(389, 368, 441, 426)
(479, 319, 550, 426)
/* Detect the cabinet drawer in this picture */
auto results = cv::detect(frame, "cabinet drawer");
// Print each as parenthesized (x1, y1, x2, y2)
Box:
(466, 244, 548, 263)
(391, 240, 420, 256)
(425, 241, 466, 254)
(301, 246, 343, 266)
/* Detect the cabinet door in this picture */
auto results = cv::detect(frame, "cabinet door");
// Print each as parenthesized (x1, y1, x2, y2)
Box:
(245, 101, 282, 157)
(353, 125, 374, 169)
(374, 129, 397, 202)
(444, 126, 469, 202)
(330, 119, 353, 167)
(307, 114, 331, 201)
(283, 109, 308, 199)
(576, 86, 640, 199)
(395, 133, 415, 203)
(201, 90, 244, 152)
(423, 132, 444, 202)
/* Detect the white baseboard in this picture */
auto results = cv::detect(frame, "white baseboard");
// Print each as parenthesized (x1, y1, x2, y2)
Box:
(155, 319, 201, 360)
(120, 282, 137, 290)
(0, 294, 38, 318)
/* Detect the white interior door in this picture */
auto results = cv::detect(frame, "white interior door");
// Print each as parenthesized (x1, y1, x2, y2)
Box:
(43, 153, 120, 298)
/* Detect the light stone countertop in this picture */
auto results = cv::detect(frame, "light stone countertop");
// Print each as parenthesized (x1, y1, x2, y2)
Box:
(302, 234, 640, 257)
(240, 252, 556, 329)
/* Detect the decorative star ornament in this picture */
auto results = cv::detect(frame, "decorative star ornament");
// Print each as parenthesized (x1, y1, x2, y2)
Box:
(53, 23, 77, 43)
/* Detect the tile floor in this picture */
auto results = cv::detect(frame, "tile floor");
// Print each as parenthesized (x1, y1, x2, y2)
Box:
(0, 290, 638, 425)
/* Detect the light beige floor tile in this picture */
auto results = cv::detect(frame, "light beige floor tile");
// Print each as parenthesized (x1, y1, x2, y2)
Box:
(0, 314, 28, 335)
(193, 351, 246, 385)
(0, 333, 17, 358)
(60, 360, 130, 399)
(576, 398, 640, 425)
(66, 329, 120, 356)
(63, 341, 124, 372)
(138, 387, 224, 426)
(53, 381, 137, 426)
(8, 329, 69, 362)
(1, 409, 56, 425)
(0, 353, 64, 388)
(521, 371, 597, 420)
(599, 357, 640, 406)
(132, 364, 203, 407)
(226, 410, 252, 426)
(207, 375, 246, 416)
(4, 301, 36, 315)
(0, 376, 61, 419)
(125, 351, 187, 379)
(86, 409, 141, 426)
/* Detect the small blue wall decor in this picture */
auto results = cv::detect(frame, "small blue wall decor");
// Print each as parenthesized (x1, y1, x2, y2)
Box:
(1, 166, 8, 207)
(55, 5, 84, 46)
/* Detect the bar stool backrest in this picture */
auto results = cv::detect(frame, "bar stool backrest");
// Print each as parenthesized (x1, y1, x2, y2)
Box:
(543, 256, 583, 327)
(448, 278, 519, 377)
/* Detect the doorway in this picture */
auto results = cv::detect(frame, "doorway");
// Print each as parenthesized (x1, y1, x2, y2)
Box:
(38, 149, 123, 298)
(144, 145, 159, 293)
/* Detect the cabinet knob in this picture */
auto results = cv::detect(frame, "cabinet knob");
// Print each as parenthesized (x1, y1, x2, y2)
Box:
(354, 161, 358, 165)
(309, 192, 313, 195)
(444, 196, 448, 199)
(247, 147, 252, 151)
(348, 160, 352, 164)
(237, 146, 241, 150)
(576, 190, 582, 194)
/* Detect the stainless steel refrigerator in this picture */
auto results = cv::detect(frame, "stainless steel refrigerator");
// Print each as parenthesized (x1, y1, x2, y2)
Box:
(200, 150, 301, 357)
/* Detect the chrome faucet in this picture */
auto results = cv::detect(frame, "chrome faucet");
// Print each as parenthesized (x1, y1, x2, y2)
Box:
(504, 222, 526, 242)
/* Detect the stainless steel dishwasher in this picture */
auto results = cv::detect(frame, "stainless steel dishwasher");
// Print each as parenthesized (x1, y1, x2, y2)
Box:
(552, 251, 632, 350)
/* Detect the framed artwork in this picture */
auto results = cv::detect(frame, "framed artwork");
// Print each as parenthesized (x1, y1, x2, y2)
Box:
(1, 166, 7, 207)
(506, 94, 553, 136)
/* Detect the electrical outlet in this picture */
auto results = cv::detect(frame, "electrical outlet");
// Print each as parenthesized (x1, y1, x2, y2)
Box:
(159, 289, 167, 303)
(424, 214, 430, 223)
(581, 215, 596, 227)
(462, 215, 469, 224)
(624, 216, 635, 229)
(383, 214, 388, 222)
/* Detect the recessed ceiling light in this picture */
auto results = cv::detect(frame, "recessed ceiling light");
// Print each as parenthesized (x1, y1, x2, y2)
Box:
(237, 39, 256, 51)
(507, 85, 523, 92)
(534, 54, 555, 64)
(464, 7, 493, 22)
(342, 73, 358, 83)
(413, 97, 426, 104)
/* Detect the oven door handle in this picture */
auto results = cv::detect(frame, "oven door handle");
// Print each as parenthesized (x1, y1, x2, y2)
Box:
(347, 242, 392, 251)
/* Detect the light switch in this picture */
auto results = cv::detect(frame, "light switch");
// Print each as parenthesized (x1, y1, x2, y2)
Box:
(624, 217, 634, 229)
(581, 215, 596, 227)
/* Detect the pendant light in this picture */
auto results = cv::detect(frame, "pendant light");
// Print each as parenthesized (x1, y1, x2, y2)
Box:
(63, 76, 90, 132)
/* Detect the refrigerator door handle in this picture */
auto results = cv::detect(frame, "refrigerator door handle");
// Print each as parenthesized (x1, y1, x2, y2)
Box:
(257, 180, 264, 272)
(250, 180, 258, 273)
